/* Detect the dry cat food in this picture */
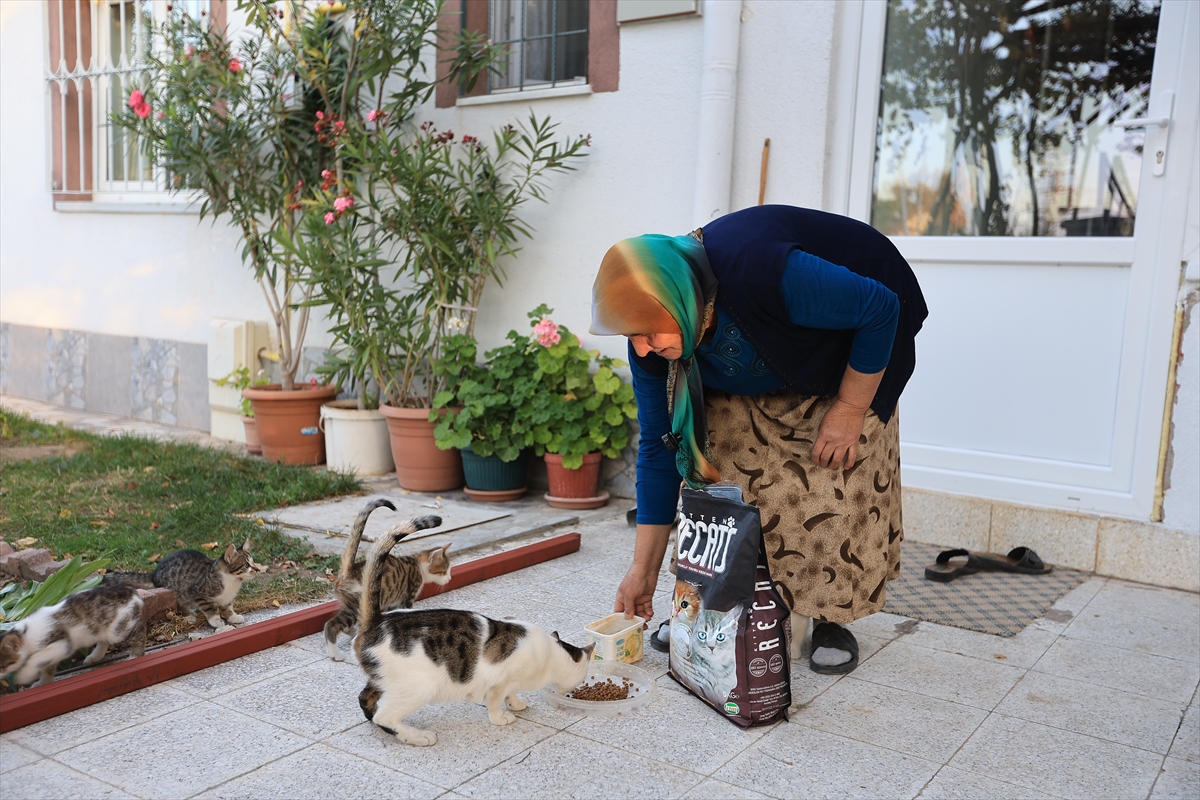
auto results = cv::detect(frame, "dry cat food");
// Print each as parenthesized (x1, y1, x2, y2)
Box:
(567, 677, 636, 701)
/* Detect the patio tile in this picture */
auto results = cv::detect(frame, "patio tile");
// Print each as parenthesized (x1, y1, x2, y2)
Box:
(213, 658, 372, 741)
(53, 702, 311, 799)
(571, 680, 773, 773)
(453, 731, 705, 799)
(996, 670, 1184, 754)
(1031, 578, 1106, 634)
(711, 722, 939, 799)
(949, 714, 1162, 800)
(792, 677, 987, 763)
(851, 640, 1024, 710)
(165, 642, 323, 699)
(915, 766, 1060, 799)
(0, 760, 136, 800)
(846, 611, 917, 640)
(1169, 693, 1199, 764)
(1061, 605, 1200, 662)
(324, 706, 559, 789)
(900, 619, 1060, 670)
(1151, 756, 1200, 800)
(194, 742, 443, 799)
(1086, 581, 1200, 628)
(508, 688, 588, 731)
(0, 739, 43, 773)
(6, 683, 200, 756)
(1032, 637, 1200, 703)
(680, 777, 775, 799)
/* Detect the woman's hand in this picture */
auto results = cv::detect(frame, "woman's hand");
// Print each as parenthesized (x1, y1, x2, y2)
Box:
(615, 564, 659, 622)
(812, 398, 867, 469)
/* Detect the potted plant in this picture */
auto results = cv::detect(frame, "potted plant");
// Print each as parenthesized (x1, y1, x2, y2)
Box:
(215, 367, 268, 455)
(519, 306, 637, 509)
(430, 333, 540, 501)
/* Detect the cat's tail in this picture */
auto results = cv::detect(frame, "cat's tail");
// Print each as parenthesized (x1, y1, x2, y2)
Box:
(100, 571, 155, 588)
(338, 498, 397, 583)
(358, 515, 442, 633)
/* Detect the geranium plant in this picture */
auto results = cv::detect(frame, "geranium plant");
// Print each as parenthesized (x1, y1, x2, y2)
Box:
(215, 366, 269, 416)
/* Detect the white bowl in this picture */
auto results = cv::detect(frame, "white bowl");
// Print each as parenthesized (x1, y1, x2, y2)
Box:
(541, 661, 656, 717)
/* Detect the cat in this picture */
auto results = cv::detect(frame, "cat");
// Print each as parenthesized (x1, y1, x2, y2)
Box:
(149, 538, 259, 629)
(0, 584, 145, 687)
(324, 498, 453, 661)
(353, 516, 594, 746)
(691, 604, 742, 705)
(670, 578, 702, 659)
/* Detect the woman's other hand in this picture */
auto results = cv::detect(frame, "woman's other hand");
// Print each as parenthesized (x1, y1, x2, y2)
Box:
(812, 398, 866, 469)
(615, 564, 658, 621)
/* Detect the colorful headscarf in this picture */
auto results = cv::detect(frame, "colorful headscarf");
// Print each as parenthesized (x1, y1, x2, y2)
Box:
(590, 234, 721, 488)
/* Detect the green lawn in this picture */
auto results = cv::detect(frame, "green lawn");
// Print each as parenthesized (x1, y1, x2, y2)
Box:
(1, 410, 362, 607)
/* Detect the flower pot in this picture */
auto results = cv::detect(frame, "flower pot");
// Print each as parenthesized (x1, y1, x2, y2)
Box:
(241, 416, 262, 455)
(242, 383, 338, 465)
(460, 445, 527, 499)
(544, 452, 609, 509)
(379, 404, 463, 492)
(319, 400, 395, 475)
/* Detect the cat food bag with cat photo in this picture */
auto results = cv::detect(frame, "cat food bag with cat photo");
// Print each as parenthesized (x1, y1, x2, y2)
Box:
(668, 485, 792, 727)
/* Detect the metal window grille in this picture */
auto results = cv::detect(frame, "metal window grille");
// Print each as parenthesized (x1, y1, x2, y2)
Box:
(488, 0, 588, 93)
(44, 0, 209, 199)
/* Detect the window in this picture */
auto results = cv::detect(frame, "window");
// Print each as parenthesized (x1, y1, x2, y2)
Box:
(435, 0, 616, 107)
(489, 0, 589, 92)
(45, 0, 221, 202)
(870, 0, 1162, 237)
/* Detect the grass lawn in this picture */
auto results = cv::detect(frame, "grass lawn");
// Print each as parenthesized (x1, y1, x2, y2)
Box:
(0, 410, 363, 610)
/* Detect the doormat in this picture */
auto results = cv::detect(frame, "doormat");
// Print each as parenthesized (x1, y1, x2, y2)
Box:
(883, 540, 1089, 637)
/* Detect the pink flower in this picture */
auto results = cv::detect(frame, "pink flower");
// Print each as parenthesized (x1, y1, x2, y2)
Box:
(533, 318, 561, 347)
(228, 58, 242, 73)
(324, 212, 336, 225)
(368, 109, 381, 122)
(134, 102, 151, 119)
(321, 169, 333, 180)
(333, 196, 353, 213)
(128, 89, 144, 109)
(186, 45, 195, 57)
(316, 110, 324, 120)
(156, 112, 164, 119)
(334, 120, 344, 131)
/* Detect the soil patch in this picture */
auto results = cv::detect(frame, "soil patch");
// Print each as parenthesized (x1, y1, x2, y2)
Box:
(0, 443, 86, 463)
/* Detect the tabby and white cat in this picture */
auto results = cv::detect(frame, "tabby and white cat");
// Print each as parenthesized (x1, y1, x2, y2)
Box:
(150, 539, 258, 628)
(691, 604, 742, 705)
(323, 498, 453, 661)
(354, 516, 593, 746)
(0, 585, 145, 686)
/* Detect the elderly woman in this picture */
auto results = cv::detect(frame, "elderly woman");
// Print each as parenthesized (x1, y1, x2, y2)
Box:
(592, 204, 927, 674)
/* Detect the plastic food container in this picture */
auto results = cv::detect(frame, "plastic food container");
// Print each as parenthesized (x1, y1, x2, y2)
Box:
(585, 613, 645, 663)
(541, 661, 656, 717)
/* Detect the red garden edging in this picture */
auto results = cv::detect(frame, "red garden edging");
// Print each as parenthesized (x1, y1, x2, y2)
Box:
(0, 532, 582, 733)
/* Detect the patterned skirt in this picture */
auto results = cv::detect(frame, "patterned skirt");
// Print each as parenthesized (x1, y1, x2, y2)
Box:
(703, 390, 903, 623)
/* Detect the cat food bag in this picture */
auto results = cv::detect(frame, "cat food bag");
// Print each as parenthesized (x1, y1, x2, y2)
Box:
(668, 486, 792, 727)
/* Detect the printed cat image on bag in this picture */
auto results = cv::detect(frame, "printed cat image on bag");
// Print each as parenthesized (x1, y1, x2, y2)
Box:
(668, 486, 792, 727)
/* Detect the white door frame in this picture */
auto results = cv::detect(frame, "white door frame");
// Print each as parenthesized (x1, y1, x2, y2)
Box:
(828, 0, 1200, 520)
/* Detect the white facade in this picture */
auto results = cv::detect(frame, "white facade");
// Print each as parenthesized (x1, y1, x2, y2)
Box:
(2, 1, 1197, 557)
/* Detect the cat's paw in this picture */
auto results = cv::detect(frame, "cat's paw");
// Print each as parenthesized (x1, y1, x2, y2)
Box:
(402, 729, 437, 746)
(206, 616, 224, 628)
(506, 695, 527, 712)
(489, 710, 517, 726)
(790, 642, 802, 661)
(225, 613, 244, 624)
(329, 651, 345, 662)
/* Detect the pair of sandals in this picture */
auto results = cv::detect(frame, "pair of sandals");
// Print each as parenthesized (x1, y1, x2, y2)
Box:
(924, 546, 1052, 583)
(650, 619, 859, 675)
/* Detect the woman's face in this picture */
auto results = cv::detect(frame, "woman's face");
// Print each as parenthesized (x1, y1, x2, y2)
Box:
(628, 333, 684, 360)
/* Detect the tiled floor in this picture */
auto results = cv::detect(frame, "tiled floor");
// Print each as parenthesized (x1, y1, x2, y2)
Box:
(2, 510, 1197, 800)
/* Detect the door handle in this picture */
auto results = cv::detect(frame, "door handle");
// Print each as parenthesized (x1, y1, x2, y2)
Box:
(1111, 91, 1174, 177)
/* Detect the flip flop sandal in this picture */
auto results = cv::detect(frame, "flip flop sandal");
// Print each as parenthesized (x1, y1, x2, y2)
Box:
(924, 548, 982, 582)
(809, 622, 859, 675)
(649, 620, 671, 653)
(971, 546, 1052, 575)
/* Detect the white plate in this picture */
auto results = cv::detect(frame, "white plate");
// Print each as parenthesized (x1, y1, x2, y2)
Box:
(541, 661, 656, 717)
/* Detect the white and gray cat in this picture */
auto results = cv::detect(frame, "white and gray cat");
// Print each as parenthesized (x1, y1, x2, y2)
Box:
(690, 604, 742, 705)
(0, 584, 145, 686)
(354, 516, 594, 746)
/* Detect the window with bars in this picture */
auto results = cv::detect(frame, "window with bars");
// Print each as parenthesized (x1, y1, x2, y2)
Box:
(488, 0, 589, 93)
(45, 0, 215, 201)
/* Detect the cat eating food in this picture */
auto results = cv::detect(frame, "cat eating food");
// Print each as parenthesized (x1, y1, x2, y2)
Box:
(0, 585, 146, 687)
(324, 498, 453, 661)
(353, 515, 594, 746)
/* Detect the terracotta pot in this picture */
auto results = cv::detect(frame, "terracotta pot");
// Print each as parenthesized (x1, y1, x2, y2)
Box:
(242, 383, 338, 465)
(544, 452, 603, 498)
(379, 404, 463, 492)
(241, 416, 262, 455)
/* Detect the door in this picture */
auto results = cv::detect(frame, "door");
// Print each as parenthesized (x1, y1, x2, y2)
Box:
(839, 0, 1198, 518)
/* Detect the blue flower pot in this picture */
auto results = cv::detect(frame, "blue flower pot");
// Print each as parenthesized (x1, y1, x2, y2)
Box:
(460, 445, 528, 492)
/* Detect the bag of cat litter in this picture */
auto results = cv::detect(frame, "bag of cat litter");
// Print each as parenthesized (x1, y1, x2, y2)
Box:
(668, 485, 792, 727)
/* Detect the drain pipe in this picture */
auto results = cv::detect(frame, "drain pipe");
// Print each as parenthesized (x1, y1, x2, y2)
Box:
(692, 0, 743, 227)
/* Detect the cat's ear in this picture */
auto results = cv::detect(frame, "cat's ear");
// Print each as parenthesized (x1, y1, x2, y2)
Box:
(581, 642, 596, 660)
(223, 544, 237, 562)
(439, 543, 452, 556)
(241, 537, 252, 553)
(0, 633, 22, 655)
(551, 631, 560, 641)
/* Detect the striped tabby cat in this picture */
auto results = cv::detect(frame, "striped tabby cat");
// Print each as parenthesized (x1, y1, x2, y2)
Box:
(150, 539, 258, 629)
(324, 498, 452, 661)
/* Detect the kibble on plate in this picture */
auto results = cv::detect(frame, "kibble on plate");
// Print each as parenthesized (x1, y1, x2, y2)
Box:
(567, 677, 636, 701)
